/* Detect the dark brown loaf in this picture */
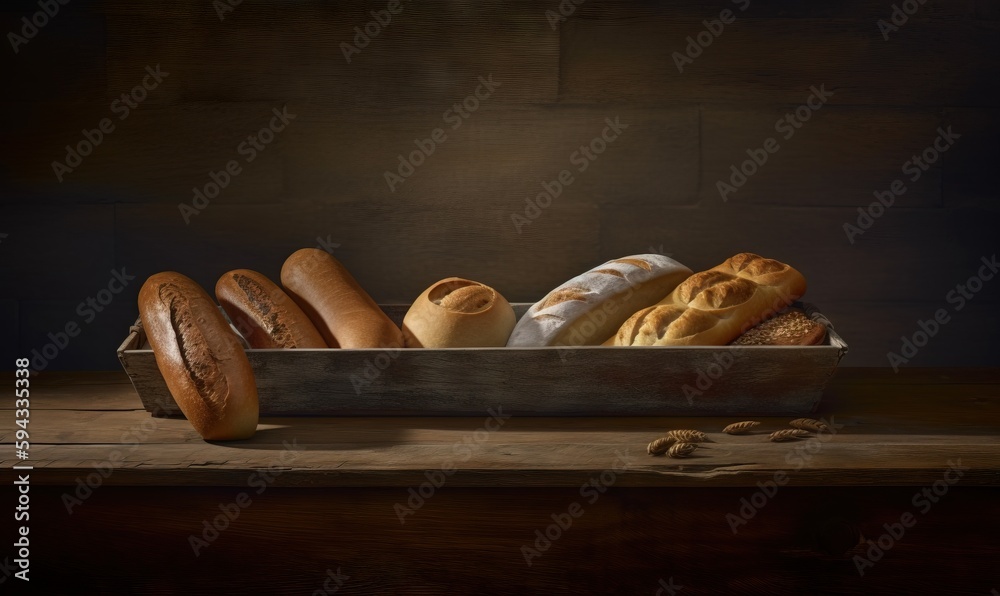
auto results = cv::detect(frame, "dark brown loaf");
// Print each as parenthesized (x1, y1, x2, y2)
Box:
(280, 248, 403, 349)
(215, 269, 327, 349)
(139, 272, 258, 440)
(730, 309, 826, 346)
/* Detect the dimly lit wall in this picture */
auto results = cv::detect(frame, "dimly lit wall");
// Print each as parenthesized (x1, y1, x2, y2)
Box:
(1, 0, 998, 370)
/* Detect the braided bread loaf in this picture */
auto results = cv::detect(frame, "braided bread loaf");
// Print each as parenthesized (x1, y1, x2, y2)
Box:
(612, 253, 807, 346)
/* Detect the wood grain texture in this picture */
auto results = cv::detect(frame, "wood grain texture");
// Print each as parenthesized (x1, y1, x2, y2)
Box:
(0, 11, 107, 103)
(560, 16, 1000, 106)
(2, 369, 999, 488)
(816, 302, 1000, 368)
(700, 107, 944, 207)
(0, 103, 287, 204)
(283, 104, 699, 206)
(0, 299, 17, 368)
(942, 108, 1000, 208)
(114, 201, 603, 304)
(102, 0, 559, 107)
(13, 485, 1000, 594)
(598, 204, 1000, 304)
(0, 205, 116, 300)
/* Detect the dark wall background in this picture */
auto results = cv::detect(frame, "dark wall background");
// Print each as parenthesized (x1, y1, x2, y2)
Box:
(1, 0, 998, 370)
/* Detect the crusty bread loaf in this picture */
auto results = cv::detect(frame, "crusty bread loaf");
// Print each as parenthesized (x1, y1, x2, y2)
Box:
(613, 253, 807, 346)
(507, 254, 693, 347)
(731, 308, 826, 346)
(139, 272, 259, 440)
(280, 248, 403, 349)
(216, 269, 328, 349)
(402, 277, 516, 348)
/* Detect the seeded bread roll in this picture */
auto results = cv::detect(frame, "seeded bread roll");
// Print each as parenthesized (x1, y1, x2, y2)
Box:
(613, 253, 807, 346)
(216, 269, 327, 349)
(138, 272, 259, 440)
(506, 254, 693, 347)
(402, 277, 516, 348)
(280, 248, 403, 349)
(731, 309, 826, 346)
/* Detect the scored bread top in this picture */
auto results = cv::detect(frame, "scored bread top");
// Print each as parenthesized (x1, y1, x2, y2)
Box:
(506, 254, 693, 347)
(615, 253, 808, 346)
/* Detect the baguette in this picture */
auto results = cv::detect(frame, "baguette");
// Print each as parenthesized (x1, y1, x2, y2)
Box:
(216, 269, 327, 349)
(280, 248, 403, 349)
(139, 272, 259, 440)
(613, 253, 807, 346)
(507, 254, 693, 347)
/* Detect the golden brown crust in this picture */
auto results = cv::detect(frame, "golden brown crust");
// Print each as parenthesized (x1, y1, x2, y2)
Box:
(402, 277, 516, 348)
(216, 269, 327, 349)
(614, 253, 808, 346)
(280, 248, 403, 350)
(139, 272, 258, 440)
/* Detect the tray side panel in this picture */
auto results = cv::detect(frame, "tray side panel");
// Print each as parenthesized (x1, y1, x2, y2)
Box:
(123, 345, 839, 416)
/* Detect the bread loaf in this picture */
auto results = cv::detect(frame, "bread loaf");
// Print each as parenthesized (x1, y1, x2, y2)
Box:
(139, 272, 259, 440)
(507, 254, 693, 347)
(403, 277, 516, 347)
(216, 269, 327, 349)
(731, 308, 826, 346)
(280, 248, 403, 349)
(613, 253, 807, 346)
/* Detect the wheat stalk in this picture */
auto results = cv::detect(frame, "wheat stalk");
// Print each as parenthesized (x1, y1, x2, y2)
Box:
(769, 428, 813, 442)
(789, 418, 828, 432)
(723, 421, 760, 435)
(647, 436, 677, 455)
(666, 429, 709, 443)
(668, 442, 698, 458)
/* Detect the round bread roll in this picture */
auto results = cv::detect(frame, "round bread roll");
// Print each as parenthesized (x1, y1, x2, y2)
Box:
(402, 277, 516, 348)
(138, 272, 258, 440)
(215, 269, 327, 349)
(280, 248, 403, 349)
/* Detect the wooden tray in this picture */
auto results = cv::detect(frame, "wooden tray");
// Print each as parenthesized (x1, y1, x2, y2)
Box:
(117, 302, 847, 417)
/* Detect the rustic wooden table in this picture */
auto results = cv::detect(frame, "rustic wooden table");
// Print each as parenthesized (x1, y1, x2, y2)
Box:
(2, 369, 999, 594)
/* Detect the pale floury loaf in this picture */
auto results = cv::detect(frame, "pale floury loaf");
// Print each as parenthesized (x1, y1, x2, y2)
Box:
(506, 254, 693, 347)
